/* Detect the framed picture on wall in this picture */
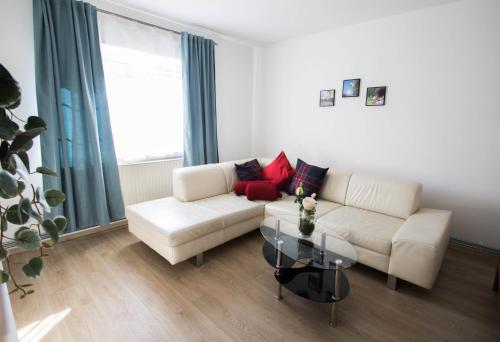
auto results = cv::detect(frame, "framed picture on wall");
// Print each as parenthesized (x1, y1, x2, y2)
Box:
(319, 89, 335, 107)
(342, 79, 361, 97)
(366, 86, 386, 106)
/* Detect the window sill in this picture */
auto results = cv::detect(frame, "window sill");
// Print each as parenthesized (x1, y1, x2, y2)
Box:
(118, 157, 183, 167)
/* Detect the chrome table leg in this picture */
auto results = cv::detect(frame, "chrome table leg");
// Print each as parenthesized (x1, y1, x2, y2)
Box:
(276, 239, 284, 300)
(330, 259, 343, 327)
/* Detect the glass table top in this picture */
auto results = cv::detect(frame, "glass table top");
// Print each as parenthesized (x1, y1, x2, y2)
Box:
(260, 215, 357, 270)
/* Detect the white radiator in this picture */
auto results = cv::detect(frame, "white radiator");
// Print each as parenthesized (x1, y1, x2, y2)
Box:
(118, 159, 183, 206)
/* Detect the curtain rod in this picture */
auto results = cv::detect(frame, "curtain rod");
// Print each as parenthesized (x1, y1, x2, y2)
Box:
(96, 8, 218, 45)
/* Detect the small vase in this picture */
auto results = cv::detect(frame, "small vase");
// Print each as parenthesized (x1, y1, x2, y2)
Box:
(299, 208, 316, 237)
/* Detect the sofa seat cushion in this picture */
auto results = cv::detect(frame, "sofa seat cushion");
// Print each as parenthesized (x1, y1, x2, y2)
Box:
(194, 193, 265, 227)
(265, 196, 341, 218)
(126, 197, 225, 247)
(127, 195, 264, 248)
(317, 206, 404, 256)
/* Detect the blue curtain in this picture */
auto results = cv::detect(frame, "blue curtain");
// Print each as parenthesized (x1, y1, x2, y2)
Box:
(181, 32, 219, 166)
(33, 0, 124, 232)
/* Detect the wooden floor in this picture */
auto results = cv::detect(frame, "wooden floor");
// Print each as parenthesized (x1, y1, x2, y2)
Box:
(8, 228, 500, 342)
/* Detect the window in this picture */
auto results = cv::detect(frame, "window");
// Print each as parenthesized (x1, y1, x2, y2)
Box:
(98, 13, 183, 164)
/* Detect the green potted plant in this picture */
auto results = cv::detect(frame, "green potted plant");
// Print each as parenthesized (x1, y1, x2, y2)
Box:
(1, 63, 67, 340)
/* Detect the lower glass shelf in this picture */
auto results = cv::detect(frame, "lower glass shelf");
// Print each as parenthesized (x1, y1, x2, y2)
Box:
(263, 241, 350, 303)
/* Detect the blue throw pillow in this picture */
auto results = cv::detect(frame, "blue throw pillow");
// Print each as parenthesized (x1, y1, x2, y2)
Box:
(235, 159, 263, 181)
(287, 159, 329, 197)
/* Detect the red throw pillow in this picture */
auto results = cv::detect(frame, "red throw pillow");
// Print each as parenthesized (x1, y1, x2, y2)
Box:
(234, 180, 271, 195)
(234, 181, 248, 195)
(262, 151, 295, 190)
(245, 182, 282, 201)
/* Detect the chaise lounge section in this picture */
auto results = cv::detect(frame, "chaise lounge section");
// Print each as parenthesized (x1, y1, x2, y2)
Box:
(126, 158, 452, 289)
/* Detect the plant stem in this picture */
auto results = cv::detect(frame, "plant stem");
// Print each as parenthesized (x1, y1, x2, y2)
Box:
(6, 108, 26, 123)
(4, 255, 27, 297)
(0, 208, 3, 245)
(1, 236, 15, 241)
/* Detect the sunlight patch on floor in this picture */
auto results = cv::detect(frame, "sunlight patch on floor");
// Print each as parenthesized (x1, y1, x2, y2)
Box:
(17, 308, 71, 342)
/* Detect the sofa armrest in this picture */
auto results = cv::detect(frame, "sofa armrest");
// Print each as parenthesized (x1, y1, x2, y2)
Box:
(389, 208, 452, 289)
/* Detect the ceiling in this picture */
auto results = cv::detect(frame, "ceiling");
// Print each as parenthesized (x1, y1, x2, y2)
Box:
(105, 0, 459, 45)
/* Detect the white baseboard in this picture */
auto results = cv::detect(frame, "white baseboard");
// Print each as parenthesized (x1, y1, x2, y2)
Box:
(6, 219, 128, 255)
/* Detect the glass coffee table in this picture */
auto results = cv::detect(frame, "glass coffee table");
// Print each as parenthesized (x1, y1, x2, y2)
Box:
(260, 215, 357, 326)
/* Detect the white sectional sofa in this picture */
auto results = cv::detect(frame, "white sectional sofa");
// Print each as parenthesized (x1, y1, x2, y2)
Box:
(126, 158, 452, 290)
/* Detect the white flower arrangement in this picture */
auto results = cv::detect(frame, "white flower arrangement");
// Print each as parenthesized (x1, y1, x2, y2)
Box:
(302, 196, 317, 211)
(294, 183, 317, 235)
(294, 183, 317, 213)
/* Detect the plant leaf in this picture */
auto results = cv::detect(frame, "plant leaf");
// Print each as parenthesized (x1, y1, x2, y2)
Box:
(7, 98, 20, 110)
(14, 226, 29, 239)
(10, 133, 33, 152)
(35, 166, 57, 177)
(5, 204, 29, 224)
(0, 140, 9, 160)
(44, 189, 65, 207)
(35, 187, 51, 213)
(0, 63, 21, 109)
(17, 180, 25, 193)
(20, 197, 43, 223)
(0, 270, 9, 284)
(0, 169, 18, 198)
(23, 127, 46, 139)
(54, 216, 67, 231)
(0, 141, 12, 172)
(0, 116, 19, 140)
(24, 116, 47, 130)
(9, 154, 30, 184)
(22, 257, 43, 278)
(15, 228, 41, 249)
(0, 190, 12, 199)
(16, 150, 30, 173)
(42, 219, 59, 243)
(0, 246, 7, 260)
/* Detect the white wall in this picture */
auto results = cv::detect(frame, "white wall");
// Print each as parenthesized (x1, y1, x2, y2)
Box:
(0, 0, 42, 187)
(0, 0, 42, 238)
(254, 0, 500, 249)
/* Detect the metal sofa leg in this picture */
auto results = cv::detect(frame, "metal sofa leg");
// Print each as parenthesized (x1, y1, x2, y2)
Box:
(387, 275, 398, 290)
(190, 253, 204, 267)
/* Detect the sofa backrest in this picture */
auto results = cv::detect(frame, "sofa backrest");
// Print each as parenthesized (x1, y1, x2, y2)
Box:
(173, 164, 228, 202)
(319, 169, 353, 205)
(173, 159, 422, 219)
(345, 173, 422, 219)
